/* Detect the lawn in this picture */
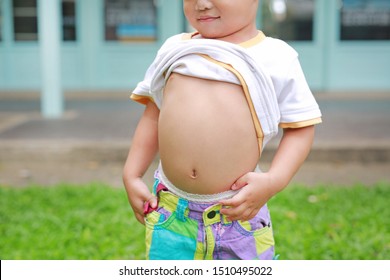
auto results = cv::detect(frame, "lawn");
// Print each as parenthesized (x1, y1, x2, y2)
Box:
(0, 183, 389, 260)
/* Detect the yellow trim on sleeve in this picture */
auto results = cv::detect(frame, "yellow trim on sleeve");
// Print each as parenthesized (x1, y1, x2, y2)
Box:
(279, 117, 322, 129)
(130, 93, 154, 105)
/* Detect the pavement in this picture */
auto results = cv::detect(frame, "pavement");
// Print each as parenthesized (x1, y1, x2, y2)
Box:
(0, 91, 390, 187)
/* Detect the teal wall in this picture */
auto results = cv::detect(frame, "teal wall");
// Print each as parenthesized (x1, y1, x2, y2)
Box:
(0, 0, 389, 92)
(324, 0, 390, 90)
(0, 0, 183, 91)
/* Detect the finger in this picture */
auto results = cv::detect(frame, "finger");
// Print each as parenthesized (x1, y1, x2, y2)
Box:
(231, 172, 251, 190)
(219, 196, 241, 208)
(146, 195, 158, 209)
(240, 209, 256, 222)
(220, 187, 249, 207)
(231, 208, 255, 222)
(221, 203, 248, 220)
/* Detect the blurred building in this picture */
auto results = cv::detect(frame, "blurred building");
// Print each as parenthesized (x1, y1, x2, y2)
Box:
(0, 0, 389, 93)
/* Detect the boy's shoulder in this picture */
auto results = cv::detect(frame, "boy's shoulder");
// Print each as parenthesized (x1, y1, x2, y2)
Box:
(258, 36, 298, 57)
(164, 33, 187, 43)
(158, 33, 191, 51)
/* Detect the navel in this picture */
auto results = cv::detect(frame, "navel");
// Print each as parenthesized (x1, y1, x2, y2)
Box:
(190, 169, 198, 179)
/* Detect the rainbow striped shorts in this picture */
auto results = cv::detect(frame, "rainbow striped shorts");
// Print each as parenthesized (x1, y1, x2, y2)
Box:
(144, 177, 275, 260)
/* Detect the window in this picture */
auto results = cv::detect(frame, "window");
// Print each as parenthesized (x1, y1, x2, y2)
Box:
(261, 0, 315, 41)
(12, 0, 77, 42)
(340, 0, 390, 40)
(104, 0, 157, 42)
(13, 0, 38, 41)
(62, 0, 77, 41)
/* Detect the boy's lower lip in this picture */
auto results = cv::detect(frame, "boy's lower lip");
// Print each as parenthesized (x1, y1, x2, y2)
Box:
(198, 17, 219, 22)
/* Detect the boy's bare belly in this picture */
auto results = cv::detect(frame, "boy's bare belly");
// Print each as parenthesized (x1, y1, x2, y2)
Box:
(159, 73, 259, 195)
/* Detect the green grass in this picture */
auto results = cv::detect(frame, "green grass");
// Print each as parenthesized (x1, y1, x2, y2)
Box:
(0, 183, 389, 260)
(270, 183, 390, 259)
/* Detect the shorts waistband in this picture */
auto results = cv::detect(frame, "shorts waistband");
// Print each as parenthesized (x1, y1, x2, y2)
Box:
(156, 162, 237, 203)
(155, 162, 261, 203)
(152, 181, 232, 225)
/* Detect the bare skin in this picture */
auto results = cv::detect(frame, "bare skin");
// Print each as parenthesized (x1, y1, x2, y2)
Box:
(122, 77, 315, 224)
(159, 73, 259, 194)
(123, 0, 316, 224)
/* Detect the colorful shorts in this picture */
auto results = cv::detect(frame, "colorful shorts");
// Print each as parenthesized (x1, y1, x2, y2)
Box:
(144, 175, 275, 260)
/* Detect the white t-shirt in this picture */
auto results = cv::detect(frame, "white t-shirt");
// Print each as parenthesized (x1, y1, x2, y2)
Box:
(131, 31, 322, 150)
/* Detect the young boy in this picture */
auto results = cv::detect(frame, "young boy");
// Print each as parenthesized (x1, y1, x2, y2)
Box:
(123, 0, 321, 260)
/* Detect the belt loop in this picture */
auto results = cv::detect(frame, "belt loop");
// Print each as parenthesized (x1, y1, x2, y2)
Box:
(153, 180, 168, 197)
(176, 198, 188, 222)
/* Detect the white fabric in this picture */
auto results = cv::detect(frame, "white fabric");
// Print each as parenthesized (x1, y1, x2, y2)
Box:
(132, 33, 322, 148)
(155, 162, 262, 203)
(155, 163, 238, 203)
(247, 37, 322, 124)
(135, 36, 281, 147)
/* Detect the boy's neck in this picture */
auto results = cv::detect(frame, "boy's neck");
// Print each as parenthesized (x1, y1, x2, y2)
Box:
(216, 29, 261, 45)
(188, 30, 265, 47)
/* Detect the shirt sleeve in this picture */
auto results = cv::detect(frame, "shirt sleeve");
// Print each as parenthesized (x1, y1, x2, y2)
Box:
(130, 61, 157, 105)
(130, 34, 183, 105)
(277, 56, 322, 128)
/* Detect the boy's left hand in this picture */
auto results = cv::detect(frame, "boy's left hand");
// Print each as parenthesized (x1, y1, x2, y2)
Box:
(219, 172, 276, 221)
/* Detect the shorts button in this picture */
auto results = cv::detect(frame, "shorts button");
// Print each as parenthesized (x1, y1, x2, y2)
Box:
(207, 210, 216, 219)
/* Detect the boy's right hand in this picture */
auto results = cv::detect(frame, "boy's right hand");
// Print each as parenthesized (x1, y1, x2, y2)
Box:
(124, 177, 158, 224)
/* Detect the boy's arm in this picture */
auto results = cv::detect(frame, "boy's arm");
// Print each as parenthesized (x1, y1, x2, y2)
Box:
(123, 101, 159, 224)
(220, 125, 315, 221)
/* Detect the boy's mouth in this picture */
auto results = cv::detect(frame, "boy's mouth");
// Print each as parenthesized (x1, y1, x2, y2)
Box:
(198, 16, 220, 22)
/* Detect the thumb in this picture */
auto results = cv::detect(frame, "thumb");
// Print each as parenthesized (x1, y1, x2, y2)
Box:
(148, 195, 158, 209)
(143, 195, 158, 215)
(231, 173, 250, 190)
